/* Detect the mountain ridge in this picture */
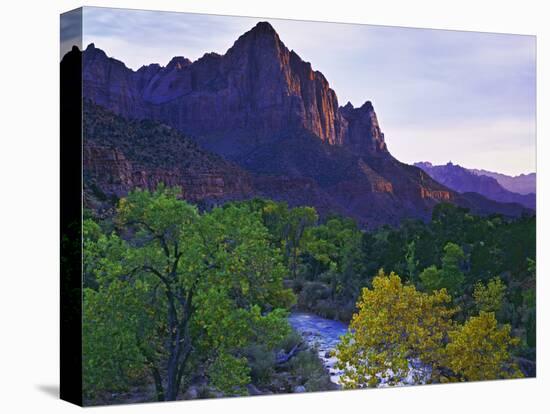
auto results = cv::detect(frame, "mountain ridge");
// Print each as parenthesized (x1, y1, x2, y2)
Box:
(82, 22, 386, 157)
(69, 21, 532, 226)
(415, 162, 535, 210)
(471, 168, 536, 195)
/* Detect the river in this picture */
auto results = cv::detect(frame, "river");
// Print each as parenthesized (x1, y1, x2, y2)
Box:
(288, 312, 431, 387)
(288, 312, 348, 385)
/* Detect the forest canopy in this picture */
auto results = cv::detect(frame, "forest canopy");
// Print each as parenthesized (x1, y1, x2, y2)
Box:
(82, 187, 535, 403)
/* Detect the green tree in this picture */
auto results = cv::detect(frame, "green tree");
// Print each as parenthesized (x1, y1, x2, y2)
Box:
(83, 187, 294, 401)
(419, 265, 442, 292)
(405, 240, 419, 284)
(440, 242, 466, 294)
(301, 216, 364, 295)
(284, 206, 318, 278)
(233, 200, 318, 279)
(419, 243, 465, 295)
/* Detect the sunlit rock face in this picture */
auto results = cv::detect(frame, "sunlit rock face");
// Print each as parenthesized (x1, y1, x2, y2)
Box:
(82, 22, 387, 157)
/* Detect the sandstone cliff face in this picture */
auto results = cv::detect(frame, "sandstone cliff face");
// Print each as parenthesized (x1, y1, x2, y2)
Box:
(341, 102, 387, 154)
(83, 44, 153, 118)
(84, 144, 251, 201)
(357, 159, 393, 193)
(83, 145, 134, 197)
(419, 187, 452, 201)
(82, 22, 384, 157)
(82, 102, 254, 207)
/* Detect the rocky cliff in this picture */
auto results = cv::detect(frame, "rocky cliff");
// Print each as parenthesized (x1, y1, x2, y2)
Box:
(82, 22, 386, 158)
(82, 101, 253, 211)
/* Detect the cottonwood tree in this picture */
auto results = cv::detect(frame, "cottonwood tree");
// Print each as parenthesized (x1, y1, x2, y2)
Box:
(228, 199, 318, 279)
(334, 271, 522, 388)
(335, 271, 457, 387)
(83, 187, 294, 401)
(444, 311, 523, 381)
(473, 277, 506, 313)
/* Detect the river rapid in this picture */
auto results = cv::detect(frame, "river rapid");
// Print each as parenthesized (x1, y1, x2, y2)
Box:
(288, 312, 431, 387)
(288, 312, 348, 385)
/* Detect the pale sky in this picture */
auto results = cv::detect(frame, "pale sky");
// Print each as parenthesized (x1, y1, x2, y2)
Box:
(62, 6, 536, 176)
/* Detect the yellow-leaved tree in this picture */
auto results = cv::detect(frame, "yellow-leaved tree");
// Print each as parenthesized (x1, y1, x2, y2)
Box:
(473, 277, 506, 313)
(334, 270, 457, 388)
(444, 311, 523, 381)
(334, 271, 523, 388)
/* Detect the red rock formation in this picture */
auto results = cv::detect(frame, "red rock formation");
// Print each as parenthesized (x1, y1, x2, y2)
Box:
(82, 22, 383, 156)
(340, 101, 387, 154)
(82, 102, 254, 205)
(84, 144, 254, 202)
(374, 182, 394, 193)
(420, 187, 452, 201)
(83, 145, 133, 196)
(84, 144, 254, 203)
(357, 159, 393, 193)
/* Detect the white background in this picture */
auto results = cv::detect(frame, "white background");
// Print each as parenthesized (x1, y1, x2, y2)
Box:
(0, 0, 548, 412)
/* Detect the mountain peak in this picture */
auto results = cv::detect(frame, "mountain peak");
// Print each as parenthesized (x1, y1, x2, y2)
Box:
(343, 101, 354, 111)
(79, 24, 533, 226)
(84, 42, 108, 60)
(251, 21, 277, 35)
(359, 100, 374, 111)
(166, 56, 191, 70)
(233, 21, 281, 48)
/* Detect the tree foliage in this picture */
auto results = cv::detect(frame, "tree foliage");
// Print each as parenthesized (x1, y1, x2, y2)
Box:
(420, 243, 465, 295)
(83, 187, 294, 401)
(473, 277, 506, 313)
(83, 192, 535, 399)
(334, 271, 523, 388)
(444, 311, 522, 381)
(335, 271, 457, 387)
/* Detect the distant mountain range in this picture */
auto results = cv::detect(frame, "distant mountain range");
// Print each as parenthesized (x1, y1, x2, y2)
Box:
(415, 162, 535, 210)
(471, 169, 536, 195)
(64, 21, 532, 227)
